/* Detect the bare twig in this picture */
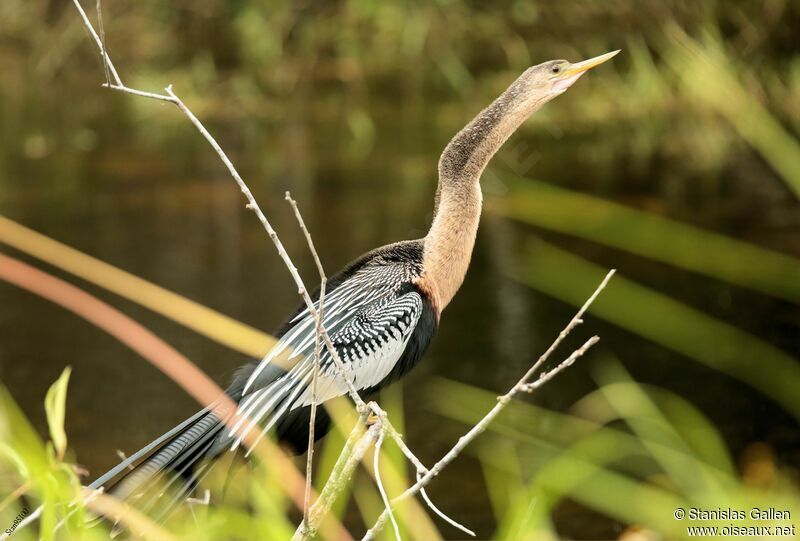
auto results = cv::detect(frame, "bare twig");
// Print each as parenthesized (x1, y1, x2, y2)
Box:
(382, 422, 428, 476)
(106, 84, 175, 102)
(416, 471, 475, 537)
(286, 191, 328, 530)
(95, 0, 111, 86)
(362, 269, 615, 540)
(373, 431, 401, 541)
(70, 3, 364, 539)
(71, 0, 121, 86)
(367, 404, 475, 535)
(64, 6, 361, 540)
(293, 422, 379, 541)
(521, 336, 599, 393)
(285, 192, 327, 288)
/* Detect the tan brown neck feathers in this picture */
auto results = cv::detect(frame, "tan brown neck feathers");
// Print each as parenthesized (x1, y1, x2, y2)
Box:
(421, 72, 551, 311)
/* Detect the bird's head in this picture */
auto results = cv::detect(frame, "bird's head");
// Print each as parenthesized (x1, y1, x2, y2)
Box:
(509, 50, 620, 111)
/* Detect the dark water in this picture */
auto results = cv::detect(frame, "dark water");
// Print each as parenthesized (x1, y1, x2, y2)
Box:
(1, 89, 799, 539)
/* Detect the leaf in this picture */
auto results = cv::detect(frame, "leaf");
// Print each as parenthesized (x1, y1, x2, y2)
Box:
(44, 367, 71, 461)
(489, 177, 800, 304)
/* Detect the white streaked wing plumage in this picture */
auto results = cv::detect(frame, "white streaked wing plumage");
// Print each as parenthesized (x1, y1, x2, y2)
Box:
(230, 261, 422, 452)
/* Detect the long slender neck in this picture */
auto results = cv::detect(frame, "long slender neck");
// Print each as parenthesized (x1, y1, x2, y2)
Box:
(421, 75, 548, 311)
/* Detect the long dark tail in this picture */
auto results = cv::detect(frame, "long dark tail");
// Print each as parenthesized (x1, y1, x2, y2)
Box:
(88, 365, 257, 508)
(88, 405, 230, 514)
(89, 366, 332, 515)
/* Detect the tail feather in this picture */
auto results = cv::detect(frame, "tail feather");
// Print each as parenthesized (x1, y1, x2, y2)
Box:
(146, 437, 221, 522)
(88, 407, 211, 491)
(92, 407, 228, 506)
(90, 362, 335, 522)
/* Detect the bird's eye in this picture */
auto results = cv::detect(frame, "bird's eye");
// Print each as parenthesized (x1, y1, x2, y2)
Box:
(551, 65, 561, 74)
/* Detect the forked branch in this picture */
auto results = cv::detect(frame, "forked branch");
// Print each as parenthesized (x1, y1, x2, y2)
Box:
(362, 269, 615, 540)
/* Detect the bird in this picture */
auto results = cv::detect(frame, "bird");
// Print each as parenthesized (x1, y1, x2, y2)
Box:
(89, 50, 619, 511)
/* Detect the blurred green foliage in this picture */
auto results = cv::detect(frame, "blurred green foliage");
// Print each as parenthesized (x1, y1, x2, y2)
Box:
(2, 0, 800, 201)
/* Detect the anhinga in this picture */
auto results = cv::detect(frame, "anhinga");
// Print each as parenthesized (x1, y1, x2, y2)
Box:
(90, 51, 618, 507)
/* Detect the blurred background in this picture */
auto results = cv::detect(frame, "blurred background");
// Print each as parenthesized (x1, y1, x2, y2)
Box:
(1, 1, 799, 539)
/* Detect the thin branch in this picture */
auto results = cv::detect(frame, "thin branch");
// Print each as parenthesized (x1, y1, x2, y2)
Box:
(285, 192, 327, 287)
(293, 422, 379, 541)
(286, 191, 328, 530)
(521, 336, 599, 393)
(382, 422, 428, 477)
(71, 0, 121, 86)
(105, 84, 175, 102)
(502, 269, 615, 402)
(416, 472, 475, 537)
(373, 431, 401, 541)
(362, 269, 615, 540)
(95, 0, 111, 86)
(369, 405, 474, 535)
(304, 350, 322, 527)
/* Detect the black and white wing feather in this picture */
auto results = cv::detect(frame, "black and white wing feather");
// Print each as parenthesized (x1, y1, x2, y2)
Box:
(229, 260, 423, 452)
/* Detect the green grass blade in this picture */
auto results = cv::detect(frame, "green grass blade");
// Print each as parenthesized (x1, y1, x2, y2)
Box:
(663, 27, 800, 198)
(489, 177, 800, 303)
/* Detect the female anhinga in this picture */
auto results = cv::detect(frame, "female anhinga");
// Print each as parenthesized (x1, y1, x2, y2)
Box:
(91, 51, 618, 506)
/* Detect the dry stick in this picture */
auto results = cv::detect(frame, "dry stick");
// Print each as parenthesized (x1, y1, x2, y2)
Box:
(522, 336, 599, 393)
(370, 407, 474, 536)
(362, 269, 616, 541)
(293, 422, 379, 541)
(415, 470, 475, 537)
(285, 194, 419, 536)
(166, 84, 368, 413)
(72, 0, 121, 86)
(285, 192, 328, 531)
(373, 431, 401, 541)
(95, 0, 111, 86)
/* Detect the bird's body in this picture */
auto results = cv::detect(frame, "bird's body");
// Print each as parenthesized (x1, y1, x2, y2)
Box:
(91, 50, 619, 510)
(98, 239, 438, 504)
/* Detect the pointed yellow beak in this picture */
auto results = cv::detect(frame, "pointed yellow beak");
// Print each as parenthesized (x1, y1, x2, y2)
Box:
(563, 50, 621, 76)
